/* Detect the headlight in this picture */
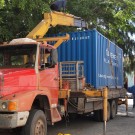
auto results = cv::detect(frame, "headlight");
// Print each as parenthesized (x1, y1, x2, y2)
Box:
(0, 101, 17, 111)
(2, 102, 8, 110)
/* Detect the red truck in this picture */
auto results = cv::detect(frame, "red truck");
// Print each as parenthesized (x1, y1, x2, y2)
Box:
(0, 11, 126, 135)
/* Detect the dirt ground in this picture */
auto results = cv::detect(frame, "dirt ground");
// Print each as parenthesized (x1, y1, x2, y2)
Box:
(0, 99, 135, 135)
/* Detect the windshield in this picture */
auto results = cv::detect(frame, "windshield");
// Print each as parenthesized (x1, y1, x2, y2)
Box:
(0, 44, 37, 68)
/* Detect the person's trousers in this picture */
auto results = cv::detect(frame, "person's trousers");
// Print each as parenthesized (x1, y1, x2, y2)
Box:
(133, 94, 135, 108)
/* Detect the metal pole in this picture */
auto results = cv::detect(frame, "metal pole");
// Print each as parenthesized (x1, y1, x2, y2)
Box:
(103, 87, 108, 135)
(104, 121, 107, 135)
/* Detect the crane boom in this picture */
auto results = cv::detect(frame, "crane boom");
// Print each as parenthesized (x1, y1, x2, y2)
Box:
(26, 11, 88, 39)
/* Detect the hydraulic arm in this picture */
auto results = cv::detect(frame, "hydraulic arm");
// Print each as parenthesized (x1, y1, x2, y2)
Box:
(26, 11, 88, 39)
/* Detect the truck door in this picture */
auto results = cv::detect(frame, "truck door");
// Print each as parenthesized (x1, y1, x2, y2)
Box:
(38, 45, 59, 105)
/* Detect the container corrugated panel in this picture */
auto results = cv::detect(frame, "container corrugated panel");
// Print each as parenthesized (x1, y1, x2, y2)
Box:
(51, 30, 123, 89)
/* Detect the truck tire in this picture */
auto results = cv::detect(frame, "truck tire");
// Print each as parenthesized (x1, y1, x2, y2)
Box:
(94, 110, 103, 122)
(110, 100, 117, 119)
(115, 99, 118, 114)
(107, 101, 111, 121)
(94, 101, 111, 122)
(20, 109, 47, 135)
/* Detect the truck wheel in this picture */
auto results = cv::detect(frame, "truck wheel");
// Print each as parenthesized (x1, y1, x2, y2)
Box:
(115, 99, 118, 114)
(94, 101, 111, 122)
(110, 100, 117, 119)
(107, 101, 111, 121)
(21, 109, 47, 135)
(94, 110, 103, 122)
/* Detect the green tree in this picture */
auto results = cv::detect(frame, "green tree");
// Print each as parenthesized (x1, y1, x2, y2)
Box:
(0, 0, 135, 72)
(67, 0, 135, 72)
(0, 0, 51, 41)
(0, 0, 4, 8)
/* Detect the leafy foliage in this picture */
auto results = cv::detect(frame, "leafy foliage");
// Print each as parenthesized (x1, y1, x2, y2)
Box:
(0, 0, 135, 72)
(67, 0, 135, 72)
(0, 0, 51, 41)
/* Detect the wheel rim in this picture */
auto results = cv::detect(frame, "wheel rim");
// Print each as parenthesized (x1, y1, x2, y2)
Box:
(35, 119, 45, 135)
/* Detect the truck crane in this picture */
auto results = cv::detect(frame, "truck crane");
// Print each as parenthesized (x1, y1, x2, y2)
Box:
(0, 10, 127, 135)
(26, 11, 87, 50)
(27, 11, 87, 39)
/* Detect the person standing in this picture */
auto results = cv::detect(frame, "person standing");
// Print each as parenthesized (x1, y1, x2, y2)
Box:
(124, 77, 128, 89)
(50, 0, 67, 12)
(127, 85, 135, 108)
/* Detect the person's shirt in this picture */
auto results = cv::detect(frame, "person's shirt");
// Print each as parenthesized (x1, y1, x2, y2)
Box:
(52, 0, 67, 11)
(127, 85, 135, 95)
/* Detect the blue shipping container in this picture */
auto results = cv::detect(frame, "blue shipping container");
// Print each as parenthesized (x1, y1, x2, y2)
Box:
(53, 30, 123, 89)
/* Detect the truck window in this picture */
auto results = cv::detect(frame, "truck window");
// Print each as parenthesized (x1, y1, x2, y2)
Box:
(0, 53, 3, 66)
(40, 47, 46, 69)
(0, 44, 36, 68)
(39, 47, 58, 69)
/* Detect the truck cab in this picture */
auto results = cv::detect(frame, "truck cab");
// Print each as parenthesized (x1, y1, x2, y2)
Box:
(0, 38, 61, 132)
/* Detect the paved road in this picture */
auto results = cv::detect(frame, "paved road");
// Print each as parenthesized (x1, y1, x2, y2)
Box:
(0, 99, 135, 135)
